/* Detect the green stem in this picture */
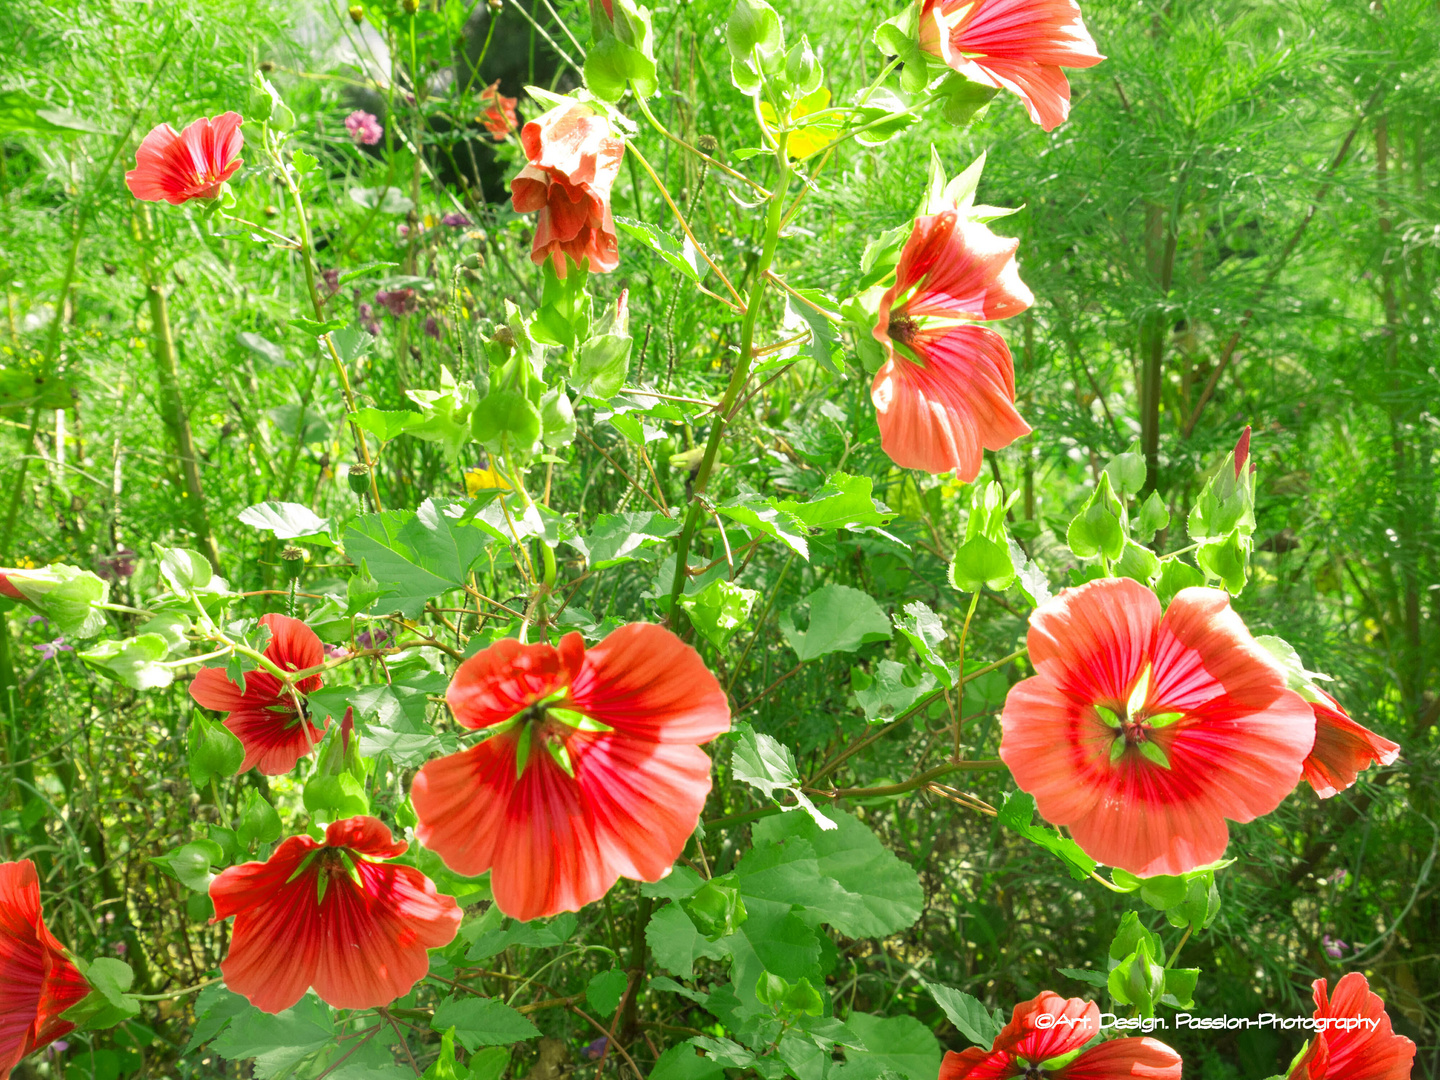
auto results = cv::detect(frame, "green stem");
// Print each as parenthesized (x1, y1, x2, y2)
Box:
(665, 128, 791, 622)
(953, 590, 981, 763)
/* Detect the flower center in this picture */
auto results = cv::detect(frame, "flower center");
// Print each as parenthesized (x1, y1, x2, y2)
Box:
(887, 314, 919, 344)
(509, 693, 612, 779)
(1094, 665, 1184, 769)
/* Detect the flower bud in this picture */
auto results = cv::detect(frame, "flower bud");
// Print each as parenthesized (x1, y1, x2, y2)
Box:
(347, 461, 372, 495)
(401, 0, 419, 12)
(697, 133, 719, 154)
(348, 3, 365, 21)
(280, 546, 305, 582)
(461, 252, 484, 269)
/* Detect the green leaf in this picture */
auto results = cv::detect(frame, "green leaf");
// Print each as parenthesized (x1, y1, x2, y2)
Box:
(921, 982, 1001, 1048)
(835, 1014, 942, 1080)
(853, 660, 935, 721)
(0, 90, 106, 135)
(237, 331, 288, 367)
(237, 789, 282, 849)
(406, 364, 480, 459)
(997, 791, 1097, 881)
(773, 473, 894, 532)
(1135, 490, 1170, 543)
(729, 722, 835, 830)
(784, 291, 845, 375)
(743, 807, 925, 938)
(585, 34, 658, 103)
(155, 545, 215, 595)
(586, 969, 631, 1016)
(646, 903, 730, 979)
(213, 995, 335, 1077)
(582, 511, 682, 568)
(430, 996, 540, 1052)
(464, 912, 578, 960)
(338, 261, 400, 285)
(651, 1042, 727, 1080)
(468, 1048, 513, 1080)
(1066, 473, 1127, 562)
(780, 584, 891, 661)
(726, 0, 782, 62)
(614, 217, 701, 281)
(152, 839, 224, 893)
(716, 495, 810, 558)
(184, 985, 251, 1052)
(893, 601, 954, 687)
(1162, 967, 1200, 1009)
(355, 407, 424, 443)
(239, 501, 330, 540)
(79, 633, 174, 690)
(1196, 528, 1249, 594)
(0, 562, 111, 638)
(62, 958, 141, 1030)
(471, 390, 541, 454)
(423, 1028, 465, 1080)
(680, 579, 758, 650)
(303, 772, 370, 819)
(1155, 558, 1204, 606)
(344, 499, 490, 618)
(1116, 539, 1161, 585)
(1102, 440, 1147, 496)
(949, 535, 1014, 593)
(1058, 967, 1109, 988)
(187, 713, 245, 789)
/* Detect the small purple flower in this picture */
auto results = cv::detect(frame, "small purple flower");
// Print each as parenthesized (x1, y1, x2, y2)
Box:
(375, 288, 418, 317)
(355, 627, 393, 651)
(345, 110, 383, 146)
(113, 941, 128, 956)
(583, 1037, 608, 1061)
(325, 643, 351, 660)
(424, 316, 440, 340)
(442, 212, 471, 228)
(1322, 934, 1349, 959)
(322, 268, 341, 296)
(97, 548, 137, 581)
(34, 637, 72, 660)
(27, 614, 49, 628)
(44, 1040, 69, 1059)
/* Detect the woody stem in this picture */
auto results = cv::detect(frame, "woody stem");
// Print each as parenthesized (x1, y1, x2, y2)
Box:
(664, 128, 792, 625)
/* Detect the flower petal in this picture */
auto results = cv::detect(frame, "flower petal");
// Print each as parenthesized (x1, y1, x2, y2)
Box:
(1063, 1038, 1182, 1080)
(447, 635, 586, 730)
(261, 613, 325, 693)
(937, 1047, 1016, 1080)
(997, 993, 1099, 1061)
(1302, 690, 1400, 798)
(1310, 973, 1415, 1080)
(223, 705, 328, 776)
(0, 861, 89, 1075)
(570, 623, 731, 743)
(412, 739, 518, 880)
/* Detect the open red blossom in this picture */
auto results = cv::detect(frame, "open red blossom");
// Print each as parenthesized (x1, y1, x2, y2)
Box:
(412, 623, 731, 921)
(917, 0, 1104, 131)
(510, 102, 624, 278)
(210, 817, 460, 1014)
(871, 211, 1033, 479)
(1287, 973, 1415, 1080)
(1301, 689, 1400, 799)
(188, 613, 328, 776)
(478, 81, 519, 140)
(940, 992, 1181, 1080)
(1000, 577, 1316, 876)
(124, 112, 244, 205)
(0, 861, 90, 1079)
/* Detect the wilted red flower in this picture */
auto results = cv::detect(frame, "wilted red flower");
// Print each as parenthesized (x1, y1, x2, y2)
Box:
(871, 211, 1033, 479)
(478, 81, 519, 140)
(940, 992, 1181, 1080)
(1302, 689, 1400, 799)
(1000, 577, 1316, 876)
(124, 113, 244, 205)
(188, 613, 328, 776)
(412, 623, 731, 921)
(917, 0, 1104, 131)
(510, 102, 624, 278)
(1287, 973, 1415, 1080)
(0, 861, 90, 1079)
(210, 817, 460, 1014)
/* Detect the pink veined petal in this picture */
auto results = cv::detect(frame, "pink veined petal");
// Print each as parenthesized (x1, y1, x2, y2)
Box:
(447, 636, 586, 731)
(221, 700, 328, 776)
(569, 623, 732, 743)
(937, 1047, 1018, 1080)
(188, 664, 260, 713)
(952, 0, 1105, 69)
(1060, 1038, 1182, 1080)
(511, 166, 552, 213)
(260, 613, 325, 692)
(1302, 690, 1400, 798)
(1285, 1036, 1329, 1080)
(1026, 576, 1161, 704)
(211, 837, 325, 1014)
(325, 816, 408, 860)
(871, 325, 1030, 479)
(998, 993, 1100, 1061)
(890, 215, 1032, 325)
(966, 55, 1077, 131)
(1311, 974, 1416, 1080)
(412, 738, 520, 880)
(571, 732, 715, 883)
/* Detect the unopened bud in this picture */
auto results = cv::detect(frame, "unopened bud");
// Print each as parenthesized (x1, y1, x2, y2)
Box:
(259, 60, 276, 73)
(347, 462, 371, 495)
(280, 546, 305, 581)
(697, 133, 719, 154)
(401, 0, 419, 12)
(492, 326, 515, 349)
(487, 0, 502, 11)
(460, 252, 484, 269)
(348, 3, 365, 21)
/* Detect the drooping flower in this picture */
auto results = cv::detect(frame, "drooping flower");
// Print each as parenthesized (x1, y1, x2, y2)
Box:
(871, 210, 1033, 479)
(1301, 689, 1400, 799)
(345, 110, 384, 146)
(1000, 577, 1316, 876)
(210, 817, 460, 1014)
(124, 113, 245, 205)
(510, 101, 625, 278)
(0, 860, 91, 1079)
(412, 623, 731, 921)
(1287, 973, 1415, 1080)
(188, 613, 328, 776)
(916, 0, 1105, 131)
(940, 992, 1181, 1080)
(478, 81, 519, 140)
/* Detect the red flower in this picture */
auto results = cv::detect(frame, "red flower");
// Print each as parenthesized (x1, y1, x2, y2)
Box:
(210, 816, 461, 1014)
(1287, 973, 1415, 1080)
(478, 81, 519, 140)
(412, 623, 731, 921)
(940, 992, 1181, 1080)
(510, 102, 624, 278)
(124, 113, 244, 205)
(1000, 577, 1315, 876)
(0, 861, 90, 1079)
(871, 212, 1033, 479)
(1301, 689, 1400, 799)
(188, 613, 328, 776)
(0, 573, 21, 601)
(917, 0, 1105, 131)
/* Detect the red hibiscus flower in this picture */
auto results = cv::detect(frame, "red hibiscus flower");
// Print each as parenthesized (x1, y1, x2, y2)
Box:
(0, 861, 90, 1079)
(124, 113, 244, 205)
(916, 0, 1105, 131)
(411, 623, 731, 921)
(1000, 577, 1316, 876)
(940, 992, 1181, 1080)
(510, 102, 624, 278)
(188, 613, 328, 776)
(871, 211, 1033, 479)
(1301, 689, 1400, 799)
(1287, 973, 1415, 1080)
(478, 81, 519, 140)
(210, 816, 461, 1014)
